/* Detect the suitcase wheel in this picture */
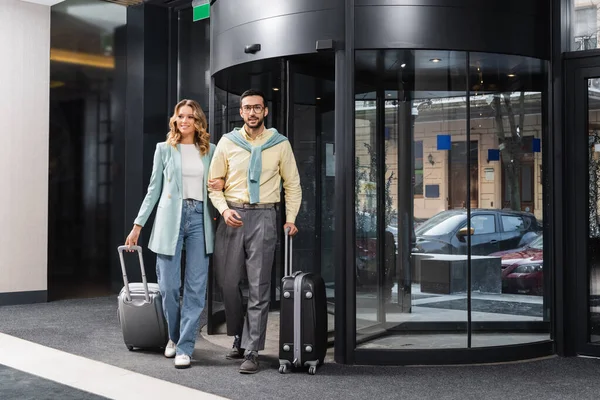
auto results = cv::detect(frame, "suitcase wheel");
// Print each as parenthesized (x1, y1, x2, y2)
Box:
(279, 365, 288, 374)
(127, 345, 134, 351)
(308, 366, 316, 375)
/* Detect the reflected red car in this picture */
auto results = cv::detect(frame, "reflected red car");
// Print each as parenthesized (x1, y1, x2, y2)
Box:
(490, 235, 544, 296)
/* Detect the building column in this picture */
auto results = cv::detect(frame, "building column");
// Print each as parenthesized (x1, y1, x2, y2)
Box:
(0, 0, 63, 305)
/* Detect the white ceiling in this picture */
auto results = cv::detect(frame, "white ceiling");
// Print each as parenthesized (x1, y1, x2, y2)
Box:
(20, 0, 65, 6)
(52, 0, 127, 33)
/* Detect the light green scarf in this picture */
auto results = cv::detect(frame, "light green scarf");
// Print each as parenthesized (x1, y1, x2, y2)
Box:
(223, 127, 288, 204)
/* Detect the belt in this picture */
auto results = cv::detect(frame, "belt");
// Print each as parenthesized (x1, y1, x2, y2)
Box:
(227, 201, 277, 210)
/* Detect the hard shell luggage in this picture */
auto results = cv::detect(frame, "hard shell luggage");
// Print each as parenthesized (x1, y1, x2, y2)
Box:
(278, 229, 327, 375)
(117, 245, 168, 351)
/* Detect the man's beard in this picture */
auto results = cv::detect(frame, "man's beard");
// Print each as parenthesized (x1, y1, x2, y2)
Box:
(246, 116, 264, 128)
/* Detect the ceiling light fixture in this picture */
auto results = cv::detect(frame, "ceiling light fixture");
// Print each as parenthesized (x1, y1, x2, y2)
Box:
(50, 48, 114, 69)
(401, 63, 406, 68)
(508, 74, 516, 78)
(273, 88, 280, 91)
(316, 97, 321, 100)
(430, 58, 441, 63)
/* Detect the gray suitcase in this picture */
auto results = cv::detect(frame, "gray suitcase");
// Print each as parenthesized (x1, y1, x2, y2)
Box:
(117, 245, 168, 351)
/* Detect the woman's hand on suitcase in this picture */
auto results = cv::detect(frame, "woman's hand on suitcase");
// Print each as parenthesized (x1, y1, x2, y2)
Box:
(125, 225, 142, 251)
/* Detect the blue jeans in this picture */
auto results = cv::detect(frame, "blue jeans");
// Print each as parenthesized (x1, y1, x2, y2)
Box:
(156, 199, 209, 357)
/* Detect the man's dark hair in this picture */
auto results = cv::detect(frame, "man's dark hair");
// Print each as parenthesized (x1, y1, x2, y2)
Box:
(240, 89, 267, 107)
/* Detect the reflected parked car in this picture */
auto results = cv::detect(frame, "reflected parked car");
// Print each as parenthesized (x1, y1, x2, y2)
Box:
(413, 209, 541, 256)
(490, 235, 544, 295)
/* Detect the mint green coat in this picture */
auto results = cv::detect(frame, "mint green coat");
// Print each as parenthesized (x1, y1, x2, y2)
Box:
(134, 142, 216, 256)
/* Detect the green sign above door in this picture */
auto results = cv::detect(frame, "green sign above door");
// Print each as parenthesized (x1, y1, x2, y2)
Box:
(193, 3, 210, 21)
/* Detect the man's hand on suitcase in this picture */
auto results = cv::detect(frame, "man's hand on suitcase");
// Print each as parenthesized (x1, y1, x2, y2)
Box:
(223, 209, 243, 228)
(284, 222, 298, 236)
(125, 225, 142, 252)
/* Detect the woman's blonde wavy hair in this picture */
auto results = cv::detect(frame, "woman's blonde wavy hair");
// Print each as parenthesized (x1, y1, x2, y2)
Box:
(167, 99, 210, 156)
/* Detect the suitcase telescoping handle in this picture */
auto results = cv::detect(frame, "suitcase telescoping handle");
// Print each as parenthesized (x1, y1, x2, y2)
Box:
(117, 245, 150, 303)
(284, 227, 293, 277)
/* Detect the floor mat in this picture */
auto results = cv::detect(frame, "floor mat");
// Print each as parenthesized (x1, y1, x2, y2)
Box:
(417, 298, 543, 317)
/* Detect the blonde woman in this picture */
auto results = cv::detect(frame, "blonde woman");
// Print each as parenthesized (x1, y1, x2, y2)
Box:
(125, 99, 223, 369)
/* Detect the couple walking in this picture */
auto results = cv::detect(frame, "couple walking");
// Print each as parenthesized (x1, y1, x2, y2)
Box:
(125, 89, 302, 373)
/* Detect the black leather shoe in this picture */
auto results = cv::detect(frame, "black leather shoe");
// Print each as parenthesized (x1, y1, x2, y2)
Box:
(239, 351, 259, 374)
(226, 335, 245, 360)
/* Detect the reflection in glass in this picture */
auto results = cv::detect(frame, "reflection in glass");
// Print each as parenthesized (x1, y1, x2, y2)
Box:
(48, 0, 126, 299)
(588, 78, 600, 342)
(355, 50, 469, 348)
(290, 64, 336, 333)
(354, 50, 549, 350)
(409, 51, 469, 348)
(469, 53, 547, 346)
(355, 90, 382, 335)
(571, 1, 600, 51)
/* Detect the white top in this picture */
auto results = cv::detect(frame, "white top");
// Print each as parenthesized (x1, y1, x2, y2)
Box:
(180, 144, 204, 201)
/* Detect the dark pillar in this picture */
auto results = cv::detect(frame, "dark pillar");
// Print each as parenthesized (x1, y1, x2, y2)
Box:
(396, 66, 414, 314)
(110, 3, 171, 291)
(552, 0, 571, 357)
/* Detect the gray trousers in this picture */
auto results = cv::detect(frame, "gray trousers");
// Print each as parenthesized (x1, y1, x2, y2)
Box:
(214, 205, 277, 351)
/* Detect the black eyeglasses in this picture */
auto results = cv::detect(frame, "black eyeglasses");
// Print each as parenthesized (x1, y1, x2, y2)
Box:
(241, 105, 264, 114)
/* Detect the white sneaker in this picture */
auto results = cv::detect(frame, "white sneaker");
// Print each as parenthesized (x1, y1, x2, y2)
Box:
(174, 354, 191, 369)
(164, 340, 176, 358)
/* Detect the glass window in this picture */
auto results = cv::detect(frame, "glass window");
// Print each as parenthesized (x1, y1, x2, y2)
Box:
(354, 50, 548, 352)
(529, 235, 543, 249)
(469, 52, 547, 346)
(587, 76, 600, 342)
(419, 214, 466, 236)
(502, 215, 525, 232)
(49, 0, 126, 300)
(572, 3, 599, 51)
(471, 215, 496, 235)
(355, 50, 469, 348)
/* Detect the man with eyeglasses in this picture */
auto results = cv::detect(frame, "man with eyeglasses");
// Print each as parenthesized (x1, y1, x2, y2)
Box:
(208, 89, 301, 374)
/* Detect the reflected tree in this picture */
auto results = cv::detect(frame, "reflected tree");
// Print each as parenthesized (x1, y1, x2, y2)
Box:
(491, 92, 525, 211)
(355, 142, 396, 233)
(572, 1, 600, 51)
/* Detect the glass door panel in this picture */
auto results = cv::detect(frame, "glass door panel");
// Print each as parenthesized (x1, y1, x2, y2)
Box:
(209, 55, 336, 336)
(468, 53, 548, 347)
(289, 55, 336, 333)
(567, 60, 600, 357)
(354, 50, 469, 349)
(355, 90, 383, 337)
(209, 63, 283, 332)
(588, 77, 600, 343)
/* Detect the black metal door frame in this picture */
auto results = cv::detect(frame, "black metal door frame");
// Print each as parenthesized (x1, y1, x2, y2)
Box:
(565, 51, 600, 357)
